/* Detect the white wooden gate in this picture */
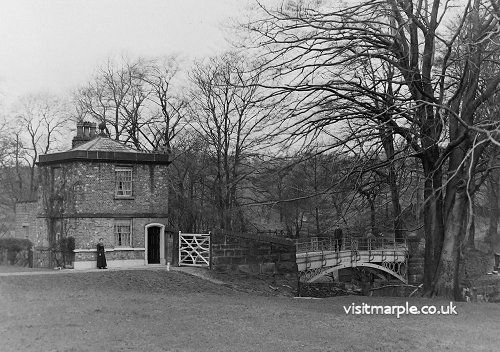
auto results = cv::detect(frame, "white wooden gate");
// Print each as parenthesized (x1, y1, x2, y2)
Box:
(178, 232, 211, 267)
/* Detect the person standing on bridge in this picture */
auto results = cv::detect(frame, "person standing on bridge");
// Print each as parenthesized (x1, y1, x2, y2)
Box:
(334, 228, 343, 251)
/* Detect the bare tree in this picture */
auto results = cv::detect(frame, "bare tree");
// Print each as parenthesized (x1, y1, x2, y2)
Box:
(0, 119, 26, 211)
(75, 56, 187, 151)
(142, 57, 188, 152)
(13, 93, 71, 195)
(188, 52, 279, 231)
(245, 0, 500, 297)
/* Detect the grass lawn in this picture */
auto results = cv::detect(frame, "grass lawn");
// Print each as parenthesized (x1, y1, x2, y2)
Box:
(0, 269, 499, 352)
(0, 265, 53, 274)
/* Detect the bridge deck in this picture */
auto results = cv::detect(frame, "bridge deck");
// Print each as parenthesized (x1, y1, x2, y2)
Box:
(296, 248, 407, 271)
(295, 238, 408, 282)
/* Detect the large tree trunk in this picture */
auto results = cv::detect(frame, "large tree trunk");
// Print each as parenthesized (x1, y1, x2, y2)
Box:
(466, 202, 476, 249)
(388, 169, 403, 240)
(487, 171, 500, 247)
(422, 158, 445, 294)
(380, 127, 404, 240)
(432, 190, 467, 299)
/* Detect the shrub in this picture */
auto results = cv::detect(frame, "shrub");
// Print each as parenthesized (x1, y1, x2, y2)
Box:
(58, 236, 75, 253)
(56, 236, 75, 267)
(0, 238, 33, 265)
(0, 237, 32, 252)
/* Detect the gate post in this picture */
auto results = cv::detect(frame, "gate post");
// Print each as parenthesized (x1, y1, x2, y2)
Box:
(178, 231, 181, 267)
(209, 231, 213, 271)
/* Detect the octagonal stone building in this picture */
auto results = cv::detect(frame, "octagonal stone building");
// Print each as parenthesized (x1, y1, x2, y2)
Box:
(34, 122, 172, 269)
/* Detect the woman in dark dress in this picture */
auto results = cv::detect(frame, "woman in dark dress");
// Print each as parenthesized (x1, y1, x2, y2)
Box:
(97, 238, 107, 269)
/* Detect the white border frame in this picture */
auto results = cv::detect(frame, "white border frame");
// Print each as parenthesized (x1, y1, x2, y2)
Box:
(144, 223, 165, 265)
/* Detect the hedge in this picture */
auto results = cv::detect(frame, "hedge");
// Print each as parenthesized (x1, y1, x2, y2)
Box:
(0, 238, 33, 252)
(0, 238, 33, 265)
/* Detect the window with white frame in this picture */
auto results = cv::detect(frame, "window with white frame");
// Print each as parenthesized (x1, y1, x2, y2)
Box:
(115, 167, 133, 197)
(114, 219, 132, 247)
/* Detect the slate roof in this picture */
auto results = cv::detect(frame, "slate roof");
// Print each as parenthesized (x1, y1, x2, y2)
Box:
(37, 135, 169, 166)
(70, 136, 139, 153)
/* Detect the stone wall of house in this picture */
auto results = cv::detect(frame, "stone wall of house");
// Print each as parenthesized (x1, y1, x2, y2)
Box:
(63, 216, 168, 250)
(75, 162, 169, 215)
(210, 232, 297, 276)
(74, 248, 145, 262)
(38, 161, 169, 217)
(32, 160, 170, 269)
(14, 201, 39, 245)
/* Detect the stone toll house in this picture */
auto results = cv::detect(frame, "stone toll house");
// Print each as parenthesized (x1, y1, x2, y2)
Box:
(18, 122, 173, 269)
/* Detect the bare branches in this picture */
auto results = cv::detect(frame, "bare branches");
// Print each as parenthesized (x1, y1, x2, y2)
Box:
(73, 56, 188, 152)
(186, 52, 282, 231)
(242, 0, 500, 296)
(10, 93, 71, 195)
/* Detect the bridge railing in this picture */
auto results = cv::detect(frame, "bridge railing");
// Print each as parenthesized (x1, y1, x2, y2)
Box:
(351, 237, 407, 251)
(296, 237, 407, 254)
(295, 238, 340, 253)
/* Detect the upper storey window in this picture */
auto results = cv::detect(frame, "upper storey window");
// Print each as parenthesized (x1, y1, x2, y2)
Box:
(115, 167, 133, 197)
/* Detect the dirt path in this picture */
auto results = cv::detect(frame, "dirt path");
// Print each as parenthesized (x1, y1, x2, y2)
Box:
(1, 269, 499, 352)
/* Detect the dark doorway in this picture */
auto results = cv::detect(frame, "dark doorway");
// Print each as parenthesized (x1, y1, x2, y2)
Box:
(147, 226, 161, 264)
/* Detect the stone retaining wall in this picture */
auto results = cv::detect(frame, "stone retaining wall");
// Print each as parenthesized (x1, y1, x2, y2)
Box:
(210, 232, 297, 276)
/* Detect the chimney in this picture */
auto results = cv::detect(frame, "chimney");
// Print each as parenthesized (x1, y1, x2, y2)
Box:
(72, 121, 97, 148)
(76, 122, 84, 138)
(83, 121, 90, 138)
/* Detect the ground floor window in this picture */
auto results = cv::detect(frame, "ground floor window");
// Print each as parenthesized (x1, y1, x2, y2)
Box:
(114, 219, 132, 247)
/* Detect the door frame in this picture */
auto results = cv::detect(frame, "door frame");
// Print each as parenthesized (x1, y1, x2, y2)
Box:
(144, 223, 165, 265)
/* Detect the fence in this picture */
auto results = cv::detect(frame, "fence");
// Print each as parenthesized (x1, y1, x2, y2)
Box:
(32, 247, 74, 268)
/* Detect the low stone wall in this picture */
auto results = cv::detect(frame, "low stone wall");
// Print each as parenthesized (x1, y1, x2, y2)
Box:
(73, 259, 144, 270)
(73, 248, 145, 269)
(210, 232, 297, 276)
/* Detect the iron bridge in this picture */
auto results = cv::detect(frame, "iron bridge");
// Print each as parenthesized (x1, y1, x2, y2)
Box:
(296, 237, 408, 283)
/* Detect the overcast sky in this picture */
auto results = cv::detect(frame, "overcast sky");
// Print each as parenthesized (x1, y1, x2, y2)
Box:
(0, 0, 258, 104)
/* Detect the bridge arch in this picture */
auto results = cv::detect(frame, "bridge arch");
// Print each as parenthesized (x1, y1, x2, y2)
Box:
(307, 262, 407, 284)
